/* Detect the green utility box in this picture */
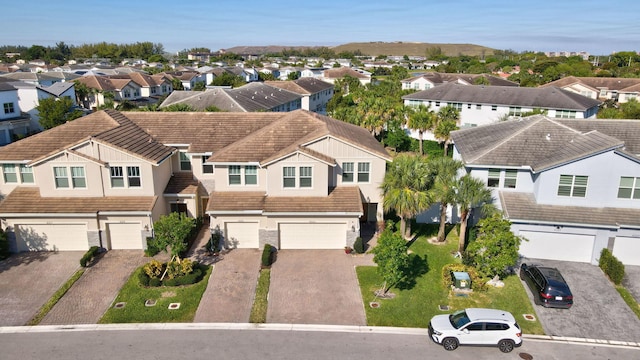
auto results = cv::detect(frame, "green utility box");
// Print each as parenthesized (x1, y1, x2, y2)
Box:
(452, 271, 471, 289)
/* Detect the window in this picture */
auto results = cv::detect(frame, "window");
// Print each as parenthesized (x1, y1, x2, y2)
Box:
(170, 203, 188, 215)
(465, 323, 484, 331)
(229, 165, 241, 185)
(508, 107, 522, 116)
(54, 167, 69, 188)
(110, 166, 124, 188)
(179, 152, 191, 171)
(555, 110, 576, 119)
(202, 156, 213, 174)
(487, 169, 500, 187)
(435, 101, 441, 107)
(3, 103, 15, 114)
(2, 164, 17, 183)
(151, 87, 157, 95)
(342, 162, 354, 183)
(244, 166, 257, 185)
(162, 85, 167, 92)
(283, 166, 296, 188)
(476, 104, 481, 110)
(486, 323, 509, 331)
(127, 166, 141, 187)
(357, 162, 370, 182)
(504, 169, 517, 188)
(449, 102, 462, 110)
(491, 105, 498, 111)
(300, 166, 312, 188)
(123, 89, 131, 98)
(618, 177, 640, 199)
(557, 175, 588, 197)
(19, 165, 34, 183)
(71, 166, 86, 188)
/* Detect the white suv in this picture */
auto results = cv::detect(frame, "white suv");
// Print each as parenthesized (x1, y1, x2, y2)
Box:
(428, 308, 522, 353)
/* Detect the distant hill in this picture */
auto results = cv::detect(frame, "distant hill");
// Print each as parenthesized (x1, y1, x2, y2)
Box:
(224, 42, 495, 57)
(331, 42, 496, 57)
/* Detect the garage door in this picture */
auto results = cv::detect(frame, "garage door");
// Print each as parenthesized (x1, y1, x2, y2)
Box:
(613, 237, 640, 266)
(107, 223, 142, 249)
(279, 223, 346, 249)
(225, 222, 259, 248)
(15, 223, 88, 252)
(519, 231, 594, 262)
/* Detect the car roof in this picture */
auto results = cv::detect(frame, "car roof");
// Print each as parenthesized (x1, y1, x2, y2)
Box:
(464, 308, 516, 323)
(536, 267, 570, 287)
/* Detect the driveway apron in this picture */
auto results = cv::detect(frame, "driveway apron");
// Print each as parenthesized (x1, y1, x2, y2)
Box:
(193, 249, 261, 323)
(521, 258, 640, 342)
(268, 250, 372, 326)
(39, 250, 150, 325)
(0, 252, 83, 326)
(623, 265, 640, 303)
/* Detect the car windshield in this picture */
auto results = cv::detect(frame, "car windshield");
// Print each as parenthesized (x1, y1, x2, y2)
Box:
(449, 310, 471, 329)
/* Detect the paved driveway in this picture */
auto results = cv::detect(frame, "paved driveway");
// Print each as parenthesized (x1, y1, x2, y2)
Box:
(0, 251, 82, 326)
(520, 258, 640, 342)
(623, 265, 640, 303)
(267, 250, 372, 326)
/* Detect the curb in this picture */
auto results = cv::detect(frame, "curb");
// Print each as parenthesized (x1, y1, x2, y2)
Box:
(1, 323, 639, 349)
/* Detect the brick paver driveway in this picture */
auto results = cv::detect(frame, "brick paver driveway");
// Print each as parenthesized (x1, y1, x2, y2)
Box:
(268, 250, 372, 326)
(0, 251, 82, 326)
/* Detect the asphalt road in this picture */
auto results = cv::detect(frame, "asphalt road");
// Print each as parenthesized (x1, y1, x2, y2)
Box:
(0, 325, 637, 360)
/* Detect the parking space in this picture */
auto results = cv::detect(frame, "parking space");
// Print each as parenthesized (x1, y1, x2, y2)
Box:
(520, 258, 640, 342)
(0, 251, 83, 326)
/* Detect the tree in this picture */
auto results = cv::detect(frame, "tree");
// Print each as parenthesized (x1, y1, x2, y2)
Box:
(36, 97, 83, 129)
(192, 81, 206, 91)
(162, 103, 195, 112)
(371, 225, 410, 295)
(380, 154, 432, 239)
(429, 157, 464, 242)
(152, 212, 195, 261)
(210, 72, 245, 87)
(406, 104, 436, 155)
(454, 174, 495, 253)
(464, 214, 522, 278)
(171, 78, 184, 91)
(435, 105, 460, 157)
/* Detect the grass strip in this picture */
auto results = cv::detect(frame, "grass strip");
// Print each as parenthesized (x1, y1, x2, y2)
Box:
(27, 268, 85, 326)
(615, 285, 640, 320)
(249, 269, 270, 323)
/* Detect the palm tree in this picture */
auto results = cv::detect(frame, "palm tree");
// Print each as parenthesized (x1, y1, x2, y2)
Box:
(429, 157, 464, 242)
(380, 154, 432, 239)
(454, 174, 495, 253)
(435, 105, 460, 157)
(407, 104, 437, 155)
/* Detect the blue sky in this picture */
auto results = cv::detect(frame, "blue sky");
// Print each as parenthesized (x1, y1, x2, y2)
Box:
(3, 0, 639, 55)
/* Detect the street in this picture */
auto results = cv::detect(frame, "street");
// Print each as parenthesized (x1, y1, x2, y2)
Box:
(0, 325, 636, 360)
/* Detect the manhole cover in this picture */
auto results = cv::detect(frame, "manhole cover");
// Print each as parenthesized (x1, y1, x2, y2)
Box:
(168, 303, 181, 310)
(439, 305, 450, 311)
(523, 314, 536, 321)
(519, 353, 533, 360)
(113, 302, 126, 309)
(369, 302, 380, 308)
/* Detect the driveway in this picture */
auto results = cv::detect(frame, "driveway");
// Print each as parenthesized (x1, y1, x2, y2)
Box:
(267, 250, 373, 325)
(520, 258, 640, 342)
(623, 265, 640, 303)
(0, 251, 83, 326)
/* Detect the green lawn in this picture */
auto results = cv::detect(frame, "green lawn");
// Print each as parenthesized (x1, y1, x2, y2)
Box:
(99, 265, 212, 323)
(357, 226, 544, 335)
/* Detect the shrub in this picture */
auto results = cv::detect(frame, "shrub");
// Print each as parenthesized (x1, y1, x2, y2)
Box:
(144, 237, 162, 257)
(164, 267, 203, 286)
(599, 248, 625, 285)
(80, 246, 100, 267)
(261, 244, 273, 267)
(138, 269, 150, 286)
(353, 237, 365, 254)
(441, 263, 487, 292)
(0, 227, 10, 260)
(149, 277, 162, 287)
(143, 259, 164, 278)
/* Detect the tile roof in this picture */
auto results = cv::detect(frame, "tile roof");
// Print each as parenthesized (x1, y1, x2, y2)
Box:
(500, 191, 640, 228)
(451, 115, 626, 172)
(163, 172, 206, 196)
(207, 186, 362, 213)
(402, 72, 518, 87)
(265, 78, 333, 95)
(0, 187, 157, 214)
(323, 67, 369, 79)
(403, 83, 602, 110)
(541, 76, 640, 92)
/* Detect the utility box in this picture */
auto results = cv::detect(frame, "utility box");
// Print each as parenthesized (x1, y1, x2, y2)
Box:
(452, 271, 471, 289)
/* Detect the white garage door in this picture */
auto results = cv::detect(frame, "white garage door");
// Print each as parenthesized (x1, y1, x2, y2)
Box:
(279, 223, 346, 249)
(15, 223, 88, 252)
(613, 237, 640, 266)
(225, 222, 259, 248)
(519, 231, 594, 262)
(107, 223, 142, 249)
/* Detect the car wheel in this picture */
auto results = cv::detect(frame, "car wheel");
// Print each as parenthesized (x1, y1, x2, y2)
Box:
(498, 339, 515, 353)
(442, 337, 459, 351)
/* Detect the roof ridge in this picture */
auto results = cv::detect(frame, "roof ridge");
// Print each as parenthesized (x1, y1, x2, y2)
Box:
(466, 117, 544, 163)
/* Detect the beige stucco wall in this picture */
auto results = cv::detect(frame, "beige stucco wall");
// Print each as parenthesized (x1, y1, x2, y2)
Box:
(265, 153, 329, 197)
(212, 165, 267, 192)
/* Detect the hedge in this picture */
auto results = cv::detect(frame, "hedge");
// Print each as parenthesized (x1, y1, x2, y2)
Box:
(353, 237, 365, 254)
(599, 248, 625, 285)
(138, 262, 206, 287)
(261, 244, 274, 267)
(441, 263, 487, 292)
(80, 246, 100, 267)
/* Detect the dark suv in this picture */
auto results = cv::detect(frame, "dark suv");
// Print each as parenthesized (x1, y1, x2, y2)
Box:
(520, 263, 573, 309)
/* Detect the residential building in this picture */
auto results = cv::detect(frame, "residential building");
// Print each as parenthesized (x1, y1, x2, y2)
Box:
(0, 109, 390, 252)
(449, 116, 640, 266)
(73, 75, 142, 109)
(401, 72, 518, 91)
(541, 76, 640, 104)
(402, 83, 602, 137)
(0, 81, 31, 145)
(264, 78, 334, 114)
(12, 81, 77, 132)
(321, 67, 372, 85)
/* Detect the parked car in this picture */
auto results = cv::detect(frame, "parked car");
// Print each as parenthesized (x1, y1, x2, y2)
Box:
(428, 308, 522, 353)
(520, 263, 573, 309)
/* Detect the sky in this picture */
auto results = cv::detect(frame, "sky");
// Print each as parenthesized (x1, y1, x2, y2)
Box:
(3, 0, 639, 55)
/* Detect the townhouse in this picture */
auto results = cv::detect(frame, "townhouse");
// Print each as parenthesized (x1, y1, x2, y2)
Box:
(541, 76, 640, 104)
